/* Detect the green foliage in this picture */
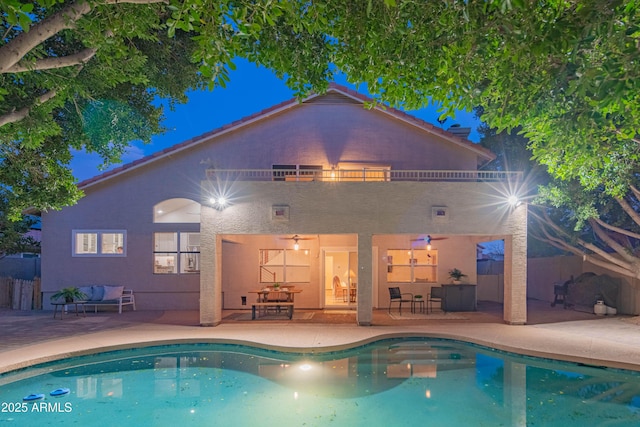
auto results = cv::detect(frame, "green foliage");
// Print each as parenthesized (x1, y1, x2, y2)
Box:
(166, 0, 640, 200)
(51, 287, 87, 303)
(448, 268, 466, 280)
(1, 1, 207, 219)
(3, 0, 640, 262)
(0, 210, 39, 258)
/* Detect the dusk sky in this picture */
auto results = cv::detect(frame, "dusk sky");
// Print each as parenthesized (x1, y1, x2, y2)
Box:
(70, 59, 483, 182)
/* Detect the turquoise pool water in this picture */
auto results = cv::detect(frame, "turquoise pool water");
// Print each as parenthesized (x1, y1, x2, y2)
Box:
(1, 338, 639, 426)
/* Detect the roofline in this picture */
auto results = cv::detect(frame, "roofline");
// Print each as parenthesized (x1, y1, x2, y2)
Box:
(78, 83, 495, 189)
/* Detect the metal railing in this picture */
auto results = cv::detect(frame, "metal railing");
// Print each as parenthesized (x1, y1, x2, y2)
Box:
(206, 169, 522, 182)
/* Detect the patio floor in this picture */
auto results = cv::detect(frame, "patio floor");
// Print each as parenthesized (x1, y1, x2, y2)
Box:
(1, 299, 639, 375)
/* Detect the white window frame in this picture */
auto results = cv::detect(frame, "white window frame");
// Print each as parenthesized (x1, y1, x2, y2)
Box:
(386, 248, 438, 283)
(72, 230, 126, 257)
(153, 232, 200, 275)
(259, 249, 311, 283)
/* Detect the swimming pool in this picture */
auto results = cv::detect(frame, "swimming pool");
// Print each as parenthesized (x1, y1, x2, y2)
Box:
(1, 338, 639, 426)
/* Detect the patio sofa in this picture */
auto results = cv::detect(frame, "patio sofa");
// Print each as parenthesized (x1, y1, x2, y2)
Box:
(77, 285, 136, 314)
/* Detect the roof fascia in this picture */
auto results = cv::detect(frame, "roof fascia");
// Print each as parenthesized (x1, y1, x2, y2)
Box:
(78, 95, 309, 190)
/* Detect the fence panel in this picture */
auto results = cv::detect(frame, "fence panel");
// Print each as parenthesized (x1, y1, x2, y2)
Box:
(0, 276, 40, 310)
(0, 277, 12, 308)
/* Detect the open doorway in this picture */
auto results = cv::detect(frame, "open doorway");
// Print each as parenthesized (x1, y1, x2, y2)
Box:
(323, 249, 358, 308)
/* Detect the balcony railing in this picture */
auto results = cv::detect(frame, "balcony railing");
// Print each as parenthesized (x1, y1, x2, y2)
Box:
(206, 169, 522, 182)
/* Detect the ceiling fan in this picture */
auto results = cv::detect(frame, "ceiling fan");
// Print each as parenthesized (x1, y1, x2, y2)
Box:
(410, 235, 448, 249)
(279, 234, 314, 250)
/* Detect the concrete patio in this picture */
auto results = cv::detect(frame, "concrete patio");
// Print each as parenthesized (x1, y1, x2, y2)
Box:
(1, 299, 639, 376)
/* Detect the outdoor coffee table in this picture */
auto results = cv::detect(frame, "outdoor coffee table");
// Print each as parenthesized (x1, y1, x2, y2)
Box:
(52, 301, 87, 319)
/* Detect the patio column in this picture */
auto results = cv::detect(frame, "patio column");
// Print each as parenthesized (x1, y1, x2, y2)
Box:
(357, 233, 373, 326)
(200, 207, 222, 326)
(503, 203, 528, 325)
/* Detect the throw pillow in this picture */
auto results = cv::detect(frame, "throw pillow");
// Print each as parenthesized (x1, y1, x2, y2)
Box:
(91, 285, 105, 301)
(77, 286, 93, 301)
(102, 285, 124, 301)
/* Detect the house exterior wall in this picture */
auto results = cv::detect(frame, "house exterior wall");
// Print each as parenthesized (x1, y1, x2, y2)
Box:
(41, 171, 202, 309)
(199, 181, 526, 324)
(201, 103, 480, 170)
(41, 91, 526, 324)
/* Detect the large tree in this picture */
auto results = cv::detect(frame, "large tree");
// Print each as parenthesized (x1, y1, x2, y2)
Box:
(0, 0, 332, 220)
(3, 0, 640, 278)
(478, 117, 640, 274)
(0, 1, 212, 220)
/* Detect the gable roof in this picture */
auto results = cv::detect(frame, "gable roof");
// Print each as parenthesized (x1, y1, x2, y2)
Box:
(78, 83, 496, 189)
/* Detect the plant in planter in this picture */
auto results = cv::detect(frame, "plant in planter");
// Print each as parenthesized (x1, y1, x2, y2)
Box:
(448, 268, 467, 284)
(51, 287, 87, 303)
(272, 282, 281, 290)
(414, 294, 423, 300)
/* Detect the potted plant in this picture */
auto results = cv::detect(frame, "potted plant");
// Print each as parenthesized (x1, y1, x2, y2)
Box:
(272, 282, 280, 290)
(414, 294, 423, 300)
(51, 287, 87, 303)
(448, 268, 466, 284)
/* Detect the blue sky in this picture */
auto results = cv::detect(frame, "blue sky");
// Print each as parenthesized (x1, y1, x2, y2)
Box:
(71, 59, 483, 182)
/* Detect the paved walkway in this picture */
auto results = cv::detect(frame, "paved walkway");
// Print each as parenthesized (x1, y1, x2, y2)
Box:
(1, 300, 639, 375)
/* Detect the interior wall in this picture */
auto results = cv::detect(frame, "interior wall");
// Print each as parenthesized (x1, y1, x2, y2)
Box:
(221, 234, 357, 310)
(372, 235, 477, 308)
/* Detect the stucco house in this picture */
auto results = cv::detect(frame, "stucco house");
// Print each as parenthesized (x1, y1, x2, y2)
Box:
(41, 83, 527, 326)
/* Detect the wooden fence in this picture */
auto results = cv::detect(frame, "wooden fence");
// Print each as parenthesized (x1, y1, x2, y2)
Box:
(0, 277, 41, 310)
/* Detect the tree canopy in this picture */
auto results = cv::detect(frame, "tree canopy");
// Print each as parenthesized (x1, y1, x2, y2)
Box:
(2, 0, 640, 276)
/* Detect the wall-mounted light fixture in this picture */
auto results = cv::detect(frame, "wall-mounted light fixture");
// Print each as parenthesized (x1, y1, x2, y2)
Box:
(209, 196, 228, 210)
(507, 195, 521, 207)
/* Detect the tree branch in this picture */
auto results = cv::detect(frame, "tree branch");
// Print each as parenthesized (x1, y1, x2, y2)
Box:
(0, 2, 91, 73)
(530, 207, 635, 272)
(616, 196, 640, 227)
(588, 218, 636, 263)
(6, 47, 97, 73)
(529, 209, 584, 254)
(530, 206, 639, 278)
(593, 216, 640, 240)
(0, 0, 168, 74)
(0, 90, 58, 127)
(582, 253, 638, 278)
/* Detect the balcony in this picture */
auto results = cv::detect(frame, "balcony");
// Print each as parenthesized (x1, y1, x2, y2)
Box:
(206, 169, 522, 182)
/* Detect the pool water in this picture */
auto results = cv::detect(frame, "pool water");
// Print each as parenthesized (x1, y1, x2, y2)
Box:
(1, 338, 639, 426)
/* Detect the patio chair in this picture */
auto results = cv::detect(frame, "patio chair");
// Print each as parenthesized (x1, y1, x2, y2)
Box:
(333, 275, 348, 301)
(428, 286, 443, 313)
(388, 287, 413, 314)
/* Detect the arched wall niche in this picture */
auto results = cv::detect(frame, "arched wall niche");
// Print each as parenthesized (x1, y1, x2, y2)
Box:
(154, 198, 201, 223)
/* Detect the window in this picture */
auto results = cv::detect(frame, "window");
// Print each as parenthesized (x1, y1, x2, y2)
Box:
(273, 165, 322, 181)
(73, 230, 125, 256)
(259, 249, 310, 283)
(386, 249, 438, 283)
(154, 232, 200, 274)
(337, 162, 390, 182)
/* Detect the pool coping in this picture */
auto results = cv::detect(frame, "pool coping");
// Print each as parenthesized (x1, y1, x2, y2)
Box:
(2, 318, 640, 376)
